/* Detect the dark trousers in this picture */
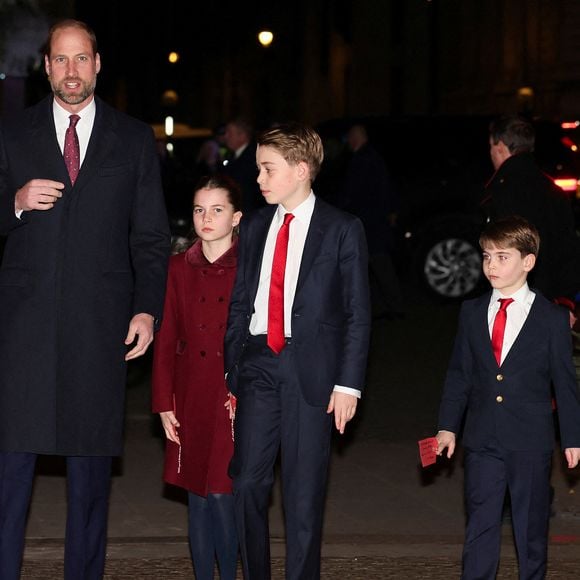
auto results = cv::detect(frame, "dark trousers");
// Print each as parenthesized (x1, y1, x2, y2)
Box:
(229, 337, 333, 580)
(188, 492, 238, 580)
(462, 443, 552, 580)
(0, 452, 112, 580)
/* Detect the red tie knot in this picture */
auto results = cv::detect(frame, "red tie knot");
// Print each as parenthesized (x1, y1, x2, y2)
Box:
(498, 297, 514, 311)
(283, 213, 295, 226)
(69, 114, 80, 128)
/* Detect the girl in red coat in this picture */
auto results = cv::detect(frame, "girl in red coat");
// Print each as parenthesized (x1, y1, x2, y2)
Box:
(152, 174, 242, 579)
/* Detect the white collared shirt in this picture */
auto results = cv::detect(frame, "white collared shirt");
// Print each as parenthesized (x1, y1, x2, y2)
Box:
(251, 192, 314, 336)
(250, 192, 361, 398)
(52, 98, 96, 166)
(487, 283, 536, 364)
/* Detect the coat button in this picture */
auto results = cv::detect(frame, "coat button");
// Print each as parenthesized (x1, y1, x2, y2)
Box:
(218, 269, 225, 275)
(496, 374, 503, 381)
(199, 296, 205, 303)
(496, 395, 503, 403)
(200, 351, 206, 357)
(217, 351, 222, 357)
(218, 296, 225, 302)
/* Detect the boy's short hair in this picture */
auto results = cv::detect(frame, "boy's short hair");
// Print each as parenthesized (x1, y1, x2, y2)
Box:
(479, 216, 540, 257)
(257, 122, 324, 180)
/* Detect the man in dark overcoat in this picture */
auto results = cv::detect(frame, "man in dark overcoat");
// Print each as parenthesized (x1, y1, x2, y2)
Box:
(0, 19, 171, 579)
(483, 114, 580, 301)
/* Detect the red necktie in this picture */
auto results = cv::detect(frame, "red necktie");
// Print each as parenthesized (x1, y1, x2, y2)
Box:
(64, 114, 80, 184)
(267, 213, 295, 354)
(491, 298, 514, 365)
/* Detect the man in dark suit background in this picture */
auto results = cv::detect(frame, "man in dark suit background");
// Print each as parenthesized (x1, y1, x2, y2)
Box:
(483, 114, 580, 301)
(0, 19, 171, 578)
(222, 118, 264, 213)
(225, 123, 371, 579)
(341, 123, 404, 319)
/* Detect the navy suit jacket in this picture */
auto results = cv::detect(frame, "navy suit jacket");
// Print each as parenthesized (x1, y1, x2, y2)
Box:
(438, 290, 580, 451)
(224, 197, 371, 406)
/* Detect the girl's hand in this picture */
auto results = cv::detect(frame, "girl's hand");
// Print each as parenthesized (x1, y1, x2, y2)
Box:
(159, 411, 180, 445)
(224, 393, 237, 420)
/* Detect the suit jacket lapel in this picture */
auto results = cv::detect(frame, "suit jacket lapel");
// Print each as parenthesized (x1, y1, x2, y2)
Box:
(29, 97, 69, 184)
(501, 296, 542, 369)
(295, 199, 325, 294)
(473, 292, 498, 366)
(247, 206, 276, 304)
(72, 97, 118, 192)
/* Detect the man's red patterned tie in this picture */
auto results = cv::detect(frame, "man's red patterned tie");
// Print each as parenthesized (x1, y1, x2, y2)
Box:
(64, 114, 80, 184)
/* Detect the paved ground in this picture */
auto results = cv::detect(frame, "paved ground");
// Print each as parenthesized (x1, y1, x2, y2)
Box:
(19, 279, 580, 578)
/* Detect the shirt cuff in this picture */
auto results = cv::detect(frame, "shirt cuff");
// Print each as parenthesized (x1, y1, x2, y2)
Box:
(333, 385, 361, 399)
(15, 209, 23, 219)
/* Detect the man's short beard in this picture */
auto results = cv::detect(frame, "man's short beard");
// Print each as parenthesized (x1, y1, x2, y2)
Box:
(52, 78, 96, 105)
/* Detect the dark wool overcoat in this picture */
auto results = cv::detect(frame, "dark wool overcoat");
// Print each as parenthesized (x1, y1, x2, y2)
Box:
(0, 95, 171, 456)
(152, 240, 237, 496)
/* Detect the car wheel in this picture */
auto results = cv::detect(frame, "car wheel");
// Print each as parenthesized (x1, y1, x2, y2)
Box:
(422, 237, 482, 299)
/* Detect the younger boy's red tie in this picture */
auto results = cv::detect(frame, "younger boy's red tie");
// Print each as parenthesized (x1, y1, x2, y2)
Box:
(491, 298, 514, 365)
(267, 213, 295, 354)
(64, 114, 80, 184)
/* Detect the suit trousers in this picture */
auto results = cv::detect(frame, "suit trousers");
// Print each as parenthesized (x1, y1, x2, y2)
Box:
(229, 336, 333, 580)
(0, 452, 112, 580)
(462, 442, 552, 580)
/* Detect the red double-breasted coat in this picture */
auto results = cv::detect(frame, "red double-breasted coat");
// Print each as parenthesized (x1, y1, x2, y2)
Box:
(152, 239, 237, 495)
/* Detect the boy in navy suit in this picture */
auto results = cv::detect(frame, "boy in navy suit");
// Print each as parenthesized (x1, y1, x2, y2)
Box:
(225, 123, 371, 579)
(435, 216, 580, 580)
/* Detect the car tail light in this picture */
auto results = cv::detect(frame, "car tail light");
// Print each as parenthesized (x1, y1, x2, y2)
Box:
(561, 121, 580, 129)
(561, 136, 578, 151)
(553, 177, 580, 197)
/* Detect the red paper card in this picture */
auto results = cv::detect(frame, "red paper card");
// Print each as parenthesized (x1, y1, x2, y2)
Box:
(418, 437, 438, 468)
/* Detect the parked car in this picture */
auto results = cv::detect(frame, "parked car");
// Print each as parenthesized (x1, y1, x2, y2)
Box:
(315, 115, 580, 300)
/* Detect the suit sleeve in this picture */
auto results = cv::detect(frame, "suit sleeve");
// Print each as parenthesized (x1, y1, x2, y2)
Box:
(224, 219, 251, 389)
(129, 126, 172, 322)
(151, 260, 179, 412)
(438, 303, 473, 434)
(336, 217, 372, 389)
(550, 308, 580, 448)
(0, 122, 26, 235)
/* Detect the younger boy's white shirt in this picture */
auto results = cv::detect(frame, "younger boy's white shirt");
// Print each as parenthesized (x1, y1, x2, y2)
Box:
(488, 283, 536, 364)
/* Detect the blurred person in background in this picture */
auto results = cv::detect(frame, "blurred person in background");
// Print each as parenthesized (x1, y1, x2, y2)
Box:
(222, 118, 263, 213)
(483, 114, 580, 303)
(340, 123, 404, 319)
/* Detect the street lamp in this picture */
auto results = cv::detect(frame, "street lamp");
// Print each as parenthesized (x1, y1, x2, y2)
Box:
(258, 30, 274, 48)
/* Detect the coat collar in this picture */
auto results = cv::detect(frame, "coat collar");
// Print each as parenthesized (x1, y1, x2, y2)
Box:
(185, 237, 238, 269)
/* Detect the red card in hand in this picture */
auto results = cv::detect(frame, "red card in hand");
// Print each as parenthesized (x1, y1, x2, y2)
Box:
(418, 437, 438, 468)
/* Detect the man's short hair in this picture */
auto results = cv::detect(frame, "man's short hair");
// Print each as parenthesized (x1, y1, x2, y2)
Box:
(257, 122, 324, 180)
(489, 115, 535, 154)
(479, 215, 540, 257)
(44, 19, 98, 57)
(227, 118, 253, 138)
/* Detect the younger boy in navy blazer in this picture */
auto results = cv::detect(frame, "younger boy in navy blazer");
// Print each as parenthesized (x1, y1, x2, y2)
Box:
(435, 216, 580, 580)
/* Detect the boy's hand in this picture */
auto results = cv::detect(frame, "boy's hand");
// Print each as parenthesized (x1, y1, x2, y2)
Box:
(564, 447, 580, 468)
(327, 392, 357, 434)
(436, 430, 456, 459)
